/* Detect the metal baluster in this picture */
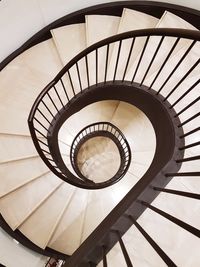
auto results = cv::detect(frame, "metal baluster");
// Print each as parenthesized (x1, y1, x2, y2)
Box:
(180, 127, 200, 138)
(122, 38, 135, 82)
(176, 155, 200, 163)
(60, 78, 70, 102)
(54, 86, 65, 108)
(140, 36, 165, 86)
(166, 172, 200, 177)
(68, 70, 76, 96)
(131, 36, 150, 83)
(153, 187, 200, 200)
(95, 48, 99, 85)
(115, 231, 133, 267)
(178, 112, 200, 127)
(179, 141, 200, 150)
(156, 40, 196, 94)
(141, 201, 200, 238)
(41, 100, 54, 118)
(85, 55, 90, 87)
(175, 96, 200, 117)
(171, 78, 200, 110)
(37, 139, 48, 147)
(34, 128, 48, 139)
(113, 40, 122, 81)
(128, 215, 177, 267)
(47, 92, 60, 113)
(164, 58, 200, 101)
(37, 108, 52, 125)
(104, 44, 110, 83)
(102, 246, 108, 267)
(149, 37, 180, 91)
(76, 62, 83, 92)
(34, 117, 50, 133)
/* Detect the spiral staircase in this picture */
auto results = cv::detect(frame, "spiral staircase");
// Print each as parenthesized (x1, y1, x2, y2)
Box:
(0, 1, 200, 267)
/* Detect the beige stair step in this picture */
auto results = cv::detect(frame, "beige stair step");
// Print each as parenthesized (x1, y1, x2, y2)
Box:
(48, 189, 88, 255)
(51, 24, 88, 97)
(80, 191, 108, 243)
(0, 39, 62, 135)
(125, 11, 198, 84)
(0, 172, 62, 230)
(137, 201, 200, 266)
(104, 229, 165, 267)
(86, 15, 120, 85)
(153, 179, 200, 229)
(19, 183, 75, 249)
(110, 101, 156, 163)
(0, 134, 37, 163)
(107, 8, 159, 81)
(51, 23, 86, 65)
(0, 156, 48, 197)
(86, 15, 120, 46)
(59, 100, 119, 138)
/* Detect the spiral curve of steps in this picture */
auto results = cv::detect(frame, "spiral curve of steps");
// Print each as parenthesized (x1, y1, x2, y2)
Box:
(0, 2, 200, 267)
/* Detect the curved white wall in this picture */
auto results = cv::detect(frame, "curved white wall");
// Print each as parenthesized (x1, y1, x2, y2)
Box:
(0, 0, 200, 63)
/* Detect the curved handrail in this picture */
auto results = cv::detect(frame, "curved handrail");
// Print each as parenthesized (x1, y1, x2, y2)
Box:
(28, 28, 200, 189)
(29, 28, 200, 117)
(70, 121, 131, 187)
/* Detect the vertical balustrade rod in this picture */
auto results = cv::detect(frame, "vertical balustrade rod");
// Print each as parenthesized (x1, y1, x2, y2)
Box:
(171, 78, 200, 110)
(104, 44, 110, 83)
(113, 40, 122, 81)
(153, 187, 200, 200)
(85, 55, 90, 87)
(76, 62, 83, 92)
(34, 128, 48, 139)
(140, 36, 165, 86)
(54, 86, 65, 108)
(157, 40, 196, 94)
(128, 215, 177, 267)
(37, 108, 52, 125)
(164, 58, 200, 101)
(41, 100, 54, 118)
(150, 37, 180, 90)
(102, 246, 108, 267)
(141, 201, 200, 238)
(68, 70, 76, 96)
(115, 231, 133, 267)
(122, 37, 135, 82)
(47, 92, 60, 113)
(180, 127, 200, 138)
(60, 78, 70, 102)
(96, 48, 98, 85)
(131, 36, 150, 83)
(178, 111, 200, 127)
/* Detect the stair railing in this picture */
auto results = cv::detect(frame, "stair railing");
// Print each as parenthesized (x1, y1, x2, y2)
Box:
(28, 28, 200, 266)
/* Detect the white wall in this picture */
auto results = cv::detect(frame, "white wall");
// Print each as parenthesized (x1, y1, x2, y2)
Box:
(0, 0, 200, 63)
(0, 228, 47, 267)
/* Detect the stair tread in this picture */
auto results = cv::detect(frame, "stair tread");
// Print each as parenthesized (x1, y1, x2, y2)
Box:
(125, 11, 198, 83)
(19, 183, 74, 249)
(0, 172, 61, 230)
(0, 39, 62, 135)
(48, 189, 88, 254)
(0, 135, 37, 162)
(86, 15, 120, 46)
(86, 15, 120, 85)
(51, 23, 86, 65)
(135, 201, 200, 266)
(107, 8, 159, 81)
(0, 157, 48, 197)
